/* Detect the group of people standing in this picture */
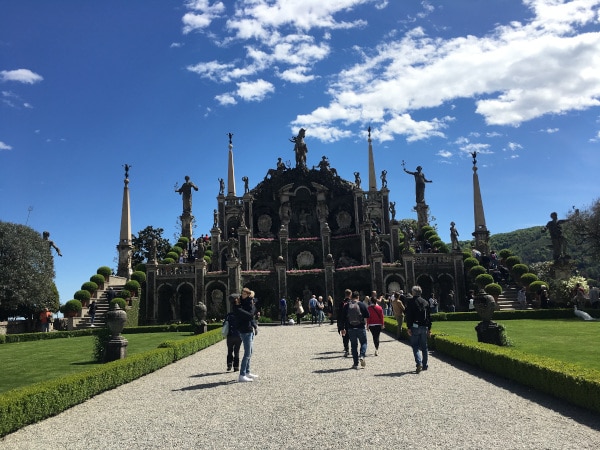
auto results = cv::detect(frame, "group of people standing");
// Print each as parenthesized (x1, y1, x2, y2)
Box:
(223, 284, 433, 381)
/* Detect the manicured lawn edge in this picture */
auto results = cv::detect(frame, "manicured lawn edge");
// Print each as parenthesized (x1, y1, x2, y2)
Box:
(383, 317, 600, 414)
(0, 328, 224, 438)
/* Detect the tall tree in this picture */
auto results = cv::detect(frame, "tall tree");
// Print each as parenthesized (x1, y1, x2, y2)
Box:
(566, 200, 600, 278)
(131, 226, 171, 268)
(0, 222, 60, 321)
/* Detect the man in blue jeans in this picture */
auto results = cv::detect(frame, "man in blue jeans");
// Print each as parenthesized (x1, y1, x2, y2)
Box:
(235, 287, 259, 382)
(341, 291, 370, 369)
(405, 285, 432, 373)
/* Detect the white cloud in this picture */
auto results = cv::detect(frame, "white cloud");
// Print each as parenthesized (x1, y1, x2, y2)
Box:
(278, 66, 316, 83)
(0, 141, 13, 150)
(215, 92, 237, 105)
(437, 150, 452, 158)
(293, 0, 600, 141)
(182, 1, 225, 34)
(0, 69, 43, 84)
(236, 79, 274, 101)
(540, 127, 559, 133)
(506, 142, 523, 151)
(170, 42, 183, 48)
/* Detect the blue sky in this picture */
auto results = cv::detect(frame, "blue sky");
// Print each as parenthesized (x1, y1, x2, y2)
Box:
(2, 0, 600, 307)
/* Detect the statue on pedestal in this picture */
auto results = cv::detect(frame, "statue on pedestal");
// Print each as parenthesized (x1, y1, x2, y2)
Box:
(290, 128, 308, 169)
(402, 161, 432, 204)
(175, 176, 198, 213)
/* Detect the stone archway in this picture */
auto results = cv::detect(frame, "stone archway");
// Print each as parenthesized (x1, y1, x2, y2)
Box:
(416, 274, 434, 299)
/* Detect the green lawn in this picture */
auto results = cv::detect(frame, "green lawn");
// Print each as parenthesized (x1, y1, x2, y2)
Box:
(0, 332, 194, 393)
(432, 319, 600, 371)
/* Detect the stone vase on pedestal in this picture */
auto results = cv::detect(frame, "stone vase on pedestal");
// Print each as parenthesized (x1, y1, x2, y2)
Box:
(104, 305, 128, 362)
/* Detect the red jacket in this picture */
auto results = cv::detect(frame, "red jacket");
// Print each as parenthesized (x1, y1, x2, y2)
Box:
(367, 304, 384, 326)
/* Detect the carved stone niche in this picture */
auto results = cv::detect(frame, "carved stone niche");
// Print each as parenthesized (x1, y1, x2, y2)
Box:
(296, 251, 315, 269)
(257, 214, 274, 238)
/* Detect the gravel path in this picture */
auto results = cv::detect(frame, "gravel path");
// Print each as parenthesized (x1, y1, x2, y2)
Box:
(2, 323, 599, 449)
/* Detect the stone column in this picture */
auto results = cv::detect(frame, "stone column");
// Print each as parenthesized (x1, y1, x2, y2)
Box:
(275, 257, 287, 300)
(278, 225, 289, 269)
(210, 227, 221, 272)
(194, 258, 207, 306)
(238, 225, 250, 271)
(324, 254, 335, 304)
(370, 251, 384, 296)
(227, 257, 241, 296)
(389, 220, 400, 263)
(321, 222, 331, 264)
(145, 262, 158, 324)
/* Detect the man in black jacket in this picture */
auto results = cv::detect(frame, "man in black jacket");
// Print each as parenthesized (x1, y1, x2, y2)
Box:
(405, 285, 432, 373)
(341, 291, 370, 369)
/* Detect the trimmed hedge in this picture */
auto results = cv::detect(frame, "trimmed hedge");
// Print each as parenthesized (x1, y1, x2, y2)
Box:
(0, 328, 224, 437)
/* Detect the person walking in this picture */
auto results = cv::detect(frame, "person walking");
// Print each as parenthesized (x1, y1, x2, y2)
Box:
(391, 291, 406, 340)
(316, 296, 325, 326)
(88, 301, 97, 327)
(39, 308, 52, 332)
(279, 297, 288, 325)
(236, 287, 259, 382)
(294, 297, 305, 324)
(309, 295, 318, 324)
(225, 294, 242, 372)
(337, 289, 352, 357)
(340, 291, 370, 369)
(327, 295, 334, 325)
(367, 295, 384, 356)
(405, 285, 432, 373)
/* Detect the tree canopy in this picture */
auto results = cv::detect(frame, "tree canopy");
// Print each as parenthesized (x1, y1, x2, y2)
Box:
(131, 226, 171, 268)
(0, 222, 59, 320)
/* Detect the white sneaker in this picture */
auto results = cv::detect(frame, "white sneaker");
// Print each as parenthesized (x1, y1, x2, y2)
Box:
(360, 357, 366, 368)
(238, 375, 253, 382)
(374, 349, 378, 356)
(246, 373, 259, 379)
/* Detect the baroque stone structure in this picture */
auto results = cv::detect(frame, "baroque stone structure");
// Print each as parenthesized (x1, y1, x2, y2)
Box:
(144, 130, 466, 323)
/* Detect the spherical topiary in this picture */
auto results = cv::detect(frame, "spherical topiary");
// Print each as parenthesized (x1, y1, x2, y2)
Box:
(97, 266, 112, 278)
(61, 299, 82, 316)
(124, 280, 140, 295)
(81, 281, 98, 295)
(520, 272, 539, 286)
(178, 237, 190, 245)
(131, 271, 146, 284)
(74, 289, 91, 303)
(170, 246, 183, 256)
(484, 283, 503, 298)
(161, 257, 175, 264)
(505, 255, 521, 269)
(118, 289, 131, 299)
(436, 243, 450, 253)
(90, 274, 105, 286)
(475, 273, 494, 289)
(110, 297, 127, 310)
(510, 263, 529, 280)
(498, 249, 513, 260)
(469, 265, 487, 278)
(528, 280, 547, 294)
(462, 251, 472, 260)
(166, 251, 180, 260)
(205, 250, 213, 257)
(463, 257, 481, 271)
(423, 230, 437, 241)
(134, 263, 147, 273)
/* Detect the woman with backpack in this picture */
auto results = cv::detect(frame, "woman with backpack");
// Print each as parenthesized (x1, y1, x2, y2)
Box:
(367, 296, 385, 356)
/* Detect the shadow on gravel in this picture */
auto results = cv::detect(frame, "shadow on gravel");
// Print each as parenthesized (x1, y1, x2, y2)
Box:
(175, 380, 236, 391)
(313, 368, 352, 374)
(189, 371, 224, 378)
(374, 371, 413, 378)
(431, 351, 600, 430)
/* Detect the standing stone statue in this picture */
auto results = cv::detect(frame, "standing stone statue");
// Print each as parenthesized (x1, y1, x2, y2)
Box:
(389, 201, 396, 221)
(380, 170, 387, 188)
(213, 209, 219, 228)
(242, 176, 249, 194)
(42, 231, 62, 257)
(542, 212, 569, 261)
(290, 128, 308, 169)
(402, 161, 432, 204)
(218, 178, 225, 195)
(450, 221, 460, 251)
(354, 172, 361, 189)
(175, 176, 198, 213)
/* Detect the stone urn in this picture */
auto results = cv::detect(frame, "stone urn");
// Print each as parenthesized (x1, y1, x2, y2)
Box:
(105, 304, 127, 338)
(474, 290, 496, 322)
(193, 301, 208, 335)
(474, 290, 503, 345)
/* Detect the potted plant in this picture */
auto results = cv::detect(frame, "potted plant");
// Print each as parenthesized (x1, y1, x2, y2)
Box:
(130, 271, 146, 284)
(97, 266, 112, 282)
(90, 274, 105, 290)
(74, 289, 91, 307)
(124, 280, 141, 297)
(61, 299, 82, 318)
(81, 281, 98, 298)
(109, 297, 127, 311)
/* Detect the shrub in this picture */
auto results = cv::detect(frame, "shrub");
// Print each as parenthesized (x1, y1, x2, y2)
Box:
(464, 257, 480, 271)
(520, 273, 539, 286)
(134, 263, 147, 273)
(437, 243, 449, 253)
(475, 273, 494, 289)
(205, 250, 213, 257)
(505, 255, 521, 269)
(110, 297, 127, 310)
(166, 251, 179, 260)
(60, 299, 82, 315)
(118, 290, 131, 299)
(469, 265, 487, 278)
(423, 230, 437, 241)
(528, 280, 547, 294)
(178, 237, 190, 245)
(90, 274, 105, 286)
(462, 251, 472, 260)
(97, 266, 112, 278)
(485, 283, 503, 298)
(161, 258, 175, 264)
(511, 263, 529, 280)
(170, 246, 183, 256)
(498, 249, 513, 260)
(124, 280, 141, 295)
(73, 290, 91, 304)
(131, 271, 146, 284)
(81, 281, 98, 295)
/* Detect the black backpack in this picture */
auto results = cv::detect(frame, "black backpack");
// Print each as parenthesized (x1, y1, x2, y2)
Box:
(347, 301, 363, 326)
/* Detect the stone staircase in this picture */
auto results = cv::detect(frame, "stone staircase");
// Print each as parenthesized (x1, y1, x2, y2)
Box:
(496, 282, 532, 311)
(75, 276, 127, 329)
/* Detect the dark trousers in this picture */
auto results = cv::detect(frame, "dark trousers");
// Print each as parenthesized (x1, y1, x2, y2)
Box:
(226, 335, 242, 370)
(369, 325, 382, 349)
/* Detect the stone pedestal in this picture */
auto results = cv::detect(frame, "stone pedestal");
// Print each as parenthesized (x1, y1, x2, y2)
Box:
(105, 336, 129, 362)
(475, 321, 503, 345)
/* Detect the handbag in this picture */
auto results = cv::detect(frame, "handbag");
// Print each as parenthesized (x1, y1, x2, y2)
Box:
(221, 319, 229, 336)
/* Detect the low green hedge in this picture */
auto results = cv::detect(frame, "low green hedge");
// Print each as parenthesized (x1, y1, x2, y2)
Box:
(429, 334, 600, 414)
(0, 328, 224, 437)
(431, 308, 582, 322)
